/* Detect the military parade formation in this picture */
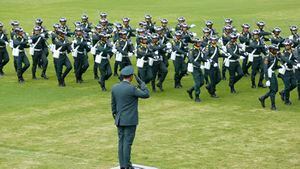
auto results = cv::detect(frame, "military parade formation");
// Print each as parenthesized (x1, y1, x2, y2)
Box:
(0, 13, 300, 110)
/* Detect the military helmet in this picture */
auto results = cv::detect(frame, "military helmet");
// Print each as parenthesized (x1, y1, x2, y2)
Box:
(210, 35, 218, 41)
(155, 26, 163, 32)
(81, 14, 88, 20)
(99, 32, 108, 37)
(206, 20, 213, 26)
(136, 28, 145, 33)
(74, 21, 82, 27)
(11, 20, 20, 26)
(177, 16, 185, 22)
(35, 18, 43, 24)
(145, 14, 152, 20)
(224, 24, 233, 30)
(203, 27, 211, 33)
(53, 23, 60, 29)
(122, 17, 130, 22)
(75, 27, 83, 32)
(59, 17, 67, 22)
(283, 39, 293, 46)
(273, 27, 281, 33)
(160, 18, 168, 24)
(15, 27, 23, 33)
(100, 12, 108, 18)
(268, 44, 279, 50)
(193, 38, 201, 43)
(180, 23, 189, 28)
(256, 21, 265, 27)
(140, 35, 148, 40)
(151, 33, 159, 39)
(175, 30, 182, 36)
(230, 33, 238, 39)
(95, 24, 102, 30)
(115, 23, 123, 29)
(57, 28, 66, 35)
(224, 18, 233, 24)
(139, 21, 147, 27)
(119, 29, 127, 35)
(290, 25, 298, 31)
(252, 29, 260, 35)
(34, 26, 42, 31)
(241, 23, 250, 29)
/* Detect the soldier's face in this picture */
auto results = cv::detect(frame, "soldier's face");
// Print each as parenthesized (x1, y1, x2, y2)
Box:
(195, 42, 201, 47)
(34, 30, 40, 34)
(121, 34, 127, 39)
(204, 32, 210, 37)
(123, 21, 129, 25)
(243, 28, 249, 32)
(254, 34, 259, 39)
(207, 25, 212, 28)
(269, 49, 276, 55)
(285, 45, 291, 50)
(292, 30, 297, 34)
(152, 38, 158, 43)
(60, 21, 66, 26)
(231, 38, 237, 42)
(76, 31, 83, 36)
(182, 27, 187, 31)
(142, 39, 147, 44)
(211, 40, 217, 45)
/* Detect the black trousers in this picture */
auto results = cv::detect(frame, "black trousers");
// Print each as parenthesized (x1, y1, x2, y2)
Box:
(207, 66, 221, 95)
(251, 57, 264, 86)
(74, 54, 89, 80)
(228, 61, 244, 88)
(261, 73, 278, 106)
(54, 54, 72, 83)
(32, 50, 48, 77)
(17, 52, 30, 80)
(99, 59, 112, 86)
(151, 61, 168, 89)
(0, 48, 9, 72)
(117, 125, 136, 168)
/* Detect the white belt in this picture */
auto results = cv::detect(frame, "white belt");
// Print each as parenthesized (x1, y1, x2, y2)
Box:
(60, 52, 67, 55)
(101, 57, 108, 59)
(34, 49, 42, 51)
(0, 46, 5, 48)
(253, 54, 260, 57)
(229, 59, 238, 62)
(77, 51, 84, 54)
(176, 54, 184, 57)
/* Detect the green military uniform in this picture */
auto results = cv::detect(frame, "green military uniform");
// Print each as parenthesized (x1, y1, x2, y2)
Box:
(53, 31, 72, 86)
(115, 34, 134, 70)
(0, 24, 9, 76)
(149, 34, 168, 91)
(72, 33, 90, 83)
(172, 31, 188, 88)
(136, 39, 153, 84)
(30, 27, 48, 79)
(259, 46, 281, 110)
(226, 34, 244, 93)
(111, 66, 150, 169)
(279, 43, 297, 105)
(96, 34, 113, 91)
(13, 30, 30, 83)
(91, 27, 101, 79)
(239, 24, 252, 76)
(204, 37, 222, 98)
(187, 43, 207, 102)
(248, 30, 267, 88)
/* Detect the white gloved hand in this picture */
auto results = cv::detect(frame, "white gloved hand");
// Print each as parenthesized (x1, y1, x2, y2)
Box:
(190, 24, 196, 28)
(87, 42, 91, 46)
(112, 48, 117, 53)
(128, 52, 133, 57)
(240, 56, 245, 60)
(154, 51, 158, 55)
(40, 33, 45, 38)
(166, 42, 172, 49)
(266, 80, 271, 87)
(28, 39, 33, 44)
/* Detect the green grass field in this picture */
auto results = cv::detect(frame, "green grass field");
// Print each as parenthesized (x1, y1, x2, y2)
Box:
(0, 0, 300, 168)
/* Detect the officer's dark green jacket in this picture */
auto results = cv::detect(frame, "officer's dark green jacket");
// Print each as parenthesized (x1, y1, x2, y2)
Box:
(111, 81, 150, 126)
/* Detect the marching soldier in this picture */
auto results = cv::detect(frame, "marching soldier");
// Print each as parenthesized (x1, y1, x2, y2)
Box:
(111, 66, 150, 169)
(13, 27, 30, 83)
(0, 22, 9, 76)
(10, 20, 20, 72)
(96, 32, 113, 91)
(186, 38, 207, 102)
(204, 35, 222, 98)
(81, 14, 92, 33)
(155, 26, 171, 67)
(223, 18, 237, 33)
(91, 24, 102, 79)
(29, 26, 48, 79)
(35, 18, 49, 70)
(279, 39, 297, 105)
(52, 29, 72, 87)
(144, 14, 155, 33)
(256, 21, 271, 42)
(59, 17, 73, 37)
(112, 23, 123, 77)
(136, 35, 153, 84)
(270, 27, 284, 49)
(202, 27, 212, 84)
(99, 12, 114, 27)
(149, 33, 168, 91)
(239, 23, 252, 76)
(288, 25, 300, 47)
(220, 24, 233, 80)
(172, 30, 188, 88)
(115, 30, 134, 71)
(295, 46, 300, 100)
(175, 16, 186, 31)
(72, 27, 90, 83)
(160, 18, 172, 38)
(205, 20, 218, 36)
(99, 18, 113, 34)
(258, 45, 281, 110)
(122, 17, 136, 39)
(248, 29, 267, 88)
(225, 33, 244, 93)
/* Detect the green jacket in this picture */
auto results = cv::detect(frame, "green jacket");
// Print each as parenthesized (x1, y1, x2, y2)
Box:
(111, 81, 150, 126)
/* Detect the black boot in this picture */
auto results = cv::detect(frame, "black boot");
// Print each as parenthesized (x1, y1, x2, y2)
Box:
(151, 81, 156, 92)
(258, 96, 266, 108)
(230, 85, 236, 93)
(271, 105, 277, 110)
(32, 74, 37, 80)
(156, 82, 164, 92)
(258, 81, 266, 88)
(195, 94, 201, 102)
(186, 88, 194, 99)
(279, 91, 285, 101)
(41, 73, 49, 80)
(251, 81, 256, 88)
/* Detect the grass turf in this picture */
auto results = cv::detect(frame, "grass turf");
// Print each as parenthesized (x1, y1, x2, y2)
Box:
(0, 0, 299, 168)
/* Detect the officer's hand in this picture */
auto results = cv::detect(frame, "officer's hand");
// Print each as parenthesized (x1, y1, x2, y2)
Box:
(266, 80, 271, 87)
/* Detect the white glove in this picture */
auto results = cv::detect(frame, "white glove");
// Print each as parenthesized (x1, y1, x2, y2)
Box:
(40, 33, 45, 38)
(266, 80, 270, 87)
(87, 42, 91, 46)
(190, 24, 196, 28)
(221, 46, 227, 52)
(128, 52, 133, 57)
(166, 42, 172, 49)
(112, 48, 117, 53)
(28, 39, 33, 44)
(213, 63, 218, 67)
(192, 32, 197, 37)
(240, 56, 245, 60)
(154, 51, 158, 55)
(73, 40, 77, 44)
(48, 31, 53, 35)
